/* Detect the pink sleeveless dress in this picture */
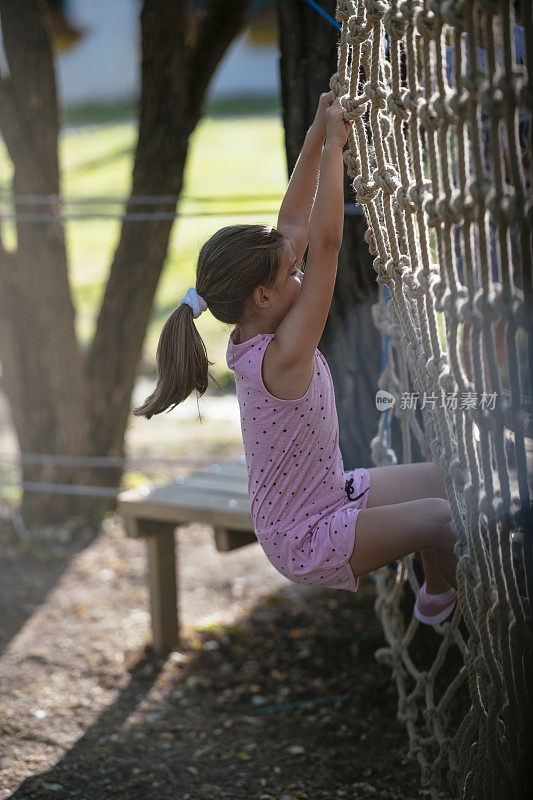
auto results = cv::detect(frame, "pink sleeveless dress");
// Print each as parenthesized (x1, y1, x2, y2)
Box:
(226, 327, 371, 592)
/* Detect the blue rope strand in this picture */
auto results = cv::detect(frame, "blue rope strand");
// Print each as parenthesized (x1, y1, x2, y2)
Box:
(302, 0, 341, 31)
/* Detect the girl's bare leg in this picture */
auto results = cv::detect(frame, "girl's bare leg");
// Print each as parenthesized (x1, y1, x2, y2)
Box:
(364, 461, 455, 592)
(348, 497, 457, 589)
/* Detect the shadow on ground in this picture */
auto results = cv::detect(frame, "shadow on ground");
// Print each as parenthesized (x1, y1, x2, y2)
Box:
(6, 583, 424, 800)
(0, 518, 98, 658)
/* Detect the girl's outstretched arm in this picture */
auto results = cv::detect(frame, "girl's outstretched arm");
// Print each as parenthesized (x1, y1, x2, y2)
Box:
(276, 91, 334, 264)
(267, 99, 350, 374)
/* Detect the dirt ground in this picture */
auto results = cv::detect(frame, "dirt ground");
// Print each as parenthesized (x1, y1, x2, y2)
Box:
(0, 506, 441, 800)
(0, 384, 453, 800)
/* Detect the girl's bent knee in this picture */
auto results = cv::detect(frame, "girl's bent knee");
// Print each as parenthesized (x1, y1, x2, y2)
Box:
(426, 497, 454, 546)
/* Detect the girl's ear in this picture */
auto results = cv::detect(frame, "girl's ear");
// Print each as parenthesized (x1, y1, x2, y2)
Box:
(253, 285, 271, 308)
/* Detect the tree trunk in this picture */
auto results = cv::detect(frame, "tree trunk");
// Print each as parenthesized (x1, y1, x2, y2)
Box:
(276, 0, 416, 468)
(0, 0, 93, 524)
(0, 0, 251, 529)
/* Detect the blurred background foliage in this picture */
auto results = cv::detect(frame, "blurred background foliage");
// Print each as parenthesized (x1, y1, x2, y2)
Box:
(0, 95, 285, 391)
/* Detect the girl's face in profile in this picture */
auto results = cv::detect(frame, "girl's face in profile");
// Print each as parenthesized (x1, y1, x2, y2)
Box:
(269, 238, 303, 325)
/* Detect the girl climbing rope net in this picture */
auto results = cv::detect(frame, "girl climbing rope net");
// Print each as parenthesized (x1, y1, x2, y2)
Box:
(134, 90, 460, 625)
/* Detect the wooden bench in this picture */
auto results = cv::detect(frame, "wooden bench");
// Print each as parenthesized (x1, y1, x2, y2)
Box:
(116, 459, 255, 654)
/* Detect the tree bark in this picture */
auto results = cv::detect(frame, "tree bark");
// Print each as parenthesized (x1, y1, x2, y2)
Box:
(85, 0, 251, 481)
(0, 0, 92, 523)
(276, 0, 414, 468)
(0, 0, 251, 528)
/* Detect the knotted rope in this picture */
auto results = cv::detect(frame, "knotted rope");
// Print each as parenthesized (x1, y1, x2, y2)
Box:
(332, 2, 532, 798)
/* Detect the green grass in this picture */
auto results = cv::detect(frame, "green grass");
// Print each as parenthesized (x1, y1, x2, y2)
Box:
(0, 96, 527, 397)
(61, 93, 281, 128)
(0, 97, 288, 388)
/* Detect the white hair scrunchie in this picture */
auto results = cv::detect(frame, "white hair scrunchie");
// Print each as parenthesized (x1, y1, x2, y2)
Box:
(178, 287, 208, 319)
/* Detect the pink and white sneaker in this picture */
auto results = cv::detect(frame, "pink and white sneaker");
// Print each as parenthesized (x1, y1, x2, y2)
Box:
(414, 581, 458, 625)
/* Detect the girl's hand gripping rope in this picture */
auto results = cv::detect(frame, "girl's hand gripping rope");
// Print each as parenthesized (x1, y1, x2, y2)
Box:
(276, 89, 341, 266)
(262, 97, 349, 388)
(324, 96, 351, 147)
(311, 90, 335, 144)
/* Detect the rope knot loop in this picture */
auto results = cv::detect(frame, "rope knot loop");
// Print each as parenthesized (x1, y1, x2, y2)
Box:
(437, 196, 463, 226)
(347, 16, 372, 44)
(448, 454, 469, 486)
(415, 8, 442, 39)
(387, 91, 410, 120)
(419, 269, 439, 292)
(403, 89, 421, 112)
(373, 257, 391, 285)
(398, 0, 416, 21)
(432, 91, 455, 126)
(496, 72, 521, 103)
(419, 100, 440, 131)
(424, 198, 440, 228)
(440, 0, 467, 31)
(364, 227, 378, 254)
(342, 149, 359, 177)
(408, 181, 431, 212)
(473, 653, 491, 683)
(451, 192, 475, 224)
(335, 0, 355, 22)
(463, 72, 484, 95)
(383, 7, 407, 40)
(439, 370, 457, 394)
(426, 354, 446, 381)
(395, 186, 416, 214)
(373, 166, 400, 194)
(329, 72, 349, 98)
(364, 81, 387, 107)
(364, 0, 387, 24)
(379, 114, 392, 137)
(403, 272, 426, 298)
(353, 176, 379, 204)
(447, 91, 470, 122)
(492, 290, 515, 319)
(433, 282, 447, 312)
(487, 190, 520, 225)
(468, 177, 491, 206)
(442, 289, 461, 318)
(479, 82, 505, 118)
(386, 255, 410, 280)
(342, 95, 368, 120)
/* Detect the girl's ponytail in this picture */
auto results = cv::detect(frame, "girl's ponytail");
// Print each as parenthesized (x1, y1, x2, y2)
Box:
(132, 302, 211, 420)
(133, 223, 286, 420)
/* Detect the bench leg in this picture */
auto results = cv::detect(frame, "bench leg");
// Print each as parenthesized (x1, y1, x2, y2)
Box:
(138, 520, 179, 654)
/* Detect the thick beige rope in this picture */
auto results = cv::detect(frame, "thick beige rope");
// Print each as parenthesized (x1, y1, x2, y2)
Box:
(331, 2, 532, 798)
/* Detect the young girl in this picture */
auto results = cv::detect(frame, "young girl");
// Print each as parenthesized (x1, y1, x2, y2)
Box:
(134, 92, 459, 626)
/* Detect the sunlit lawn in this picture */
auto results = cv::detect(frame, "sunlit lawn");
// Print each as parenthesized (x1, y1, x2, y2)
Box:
(0, 98, 287, 388)
(0, 97, 523, 395)
(0, 96, 526, 509)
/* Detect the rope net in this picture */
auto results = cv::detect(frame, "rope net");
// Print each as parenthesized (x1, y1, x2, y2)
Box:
(330, 1, 532, 797)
